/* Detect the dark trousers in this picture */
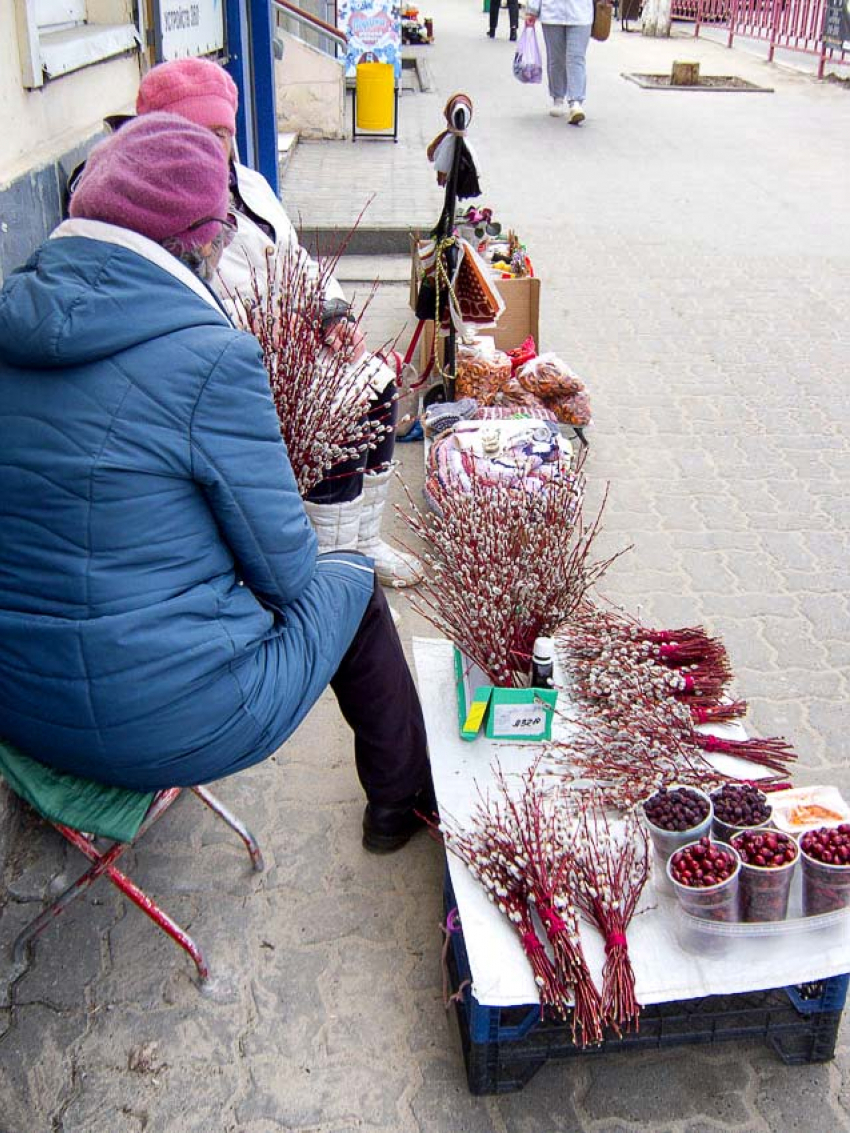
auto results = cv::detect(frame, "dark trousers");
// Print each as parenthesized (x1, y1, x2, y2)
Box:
(490, 0, 519, 33)
(330, 578, 431, 807)
(306, 382, 398, 505)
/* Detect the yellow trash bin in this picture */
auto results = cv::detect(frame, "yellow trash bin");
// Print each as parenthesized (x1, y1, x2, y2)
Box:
(355, 60, 395, 132)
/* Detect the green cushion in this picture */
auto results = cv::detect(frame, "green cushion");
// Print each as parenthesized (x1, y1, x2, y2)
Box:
(0, 739, 155, 843)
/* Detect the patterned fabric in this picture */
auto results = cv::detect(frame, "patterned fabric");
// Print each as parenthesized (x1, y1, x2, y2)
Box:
(425, 418, 571, 503)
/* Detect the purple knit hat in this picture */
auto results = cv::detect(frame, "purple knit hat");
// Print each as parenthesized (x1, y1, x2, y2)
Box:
(69, 112, 230, 251)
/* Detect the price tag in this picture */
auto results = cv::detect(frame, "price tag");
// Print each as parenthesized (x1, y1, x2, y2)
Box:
(492, 703, 546, 736)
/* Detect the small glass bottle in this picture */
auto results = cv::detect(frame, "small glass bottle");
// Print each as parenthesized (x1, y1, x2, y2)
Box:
(530, 636, 555, 688)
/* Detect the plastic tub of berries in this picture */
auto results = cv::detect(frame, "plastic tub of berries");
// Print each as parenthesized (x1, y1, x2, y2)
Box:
(667, 836, 741, 930)
(642, 785, 712, 894)
(800, 825, 850, 916)
(710, 783, 772, 845)
(731, 828, 799, 923)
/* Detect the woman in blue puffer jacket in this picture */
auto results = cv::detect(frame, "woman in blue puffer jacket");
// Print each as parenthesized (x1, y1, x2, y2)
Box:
(0, 114, 432, 853)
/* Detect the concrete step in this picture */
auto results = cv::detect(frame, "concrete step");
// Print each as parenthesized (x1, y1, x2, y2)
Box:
(301, 226, 423, 257)
(334, 255, 411, 284)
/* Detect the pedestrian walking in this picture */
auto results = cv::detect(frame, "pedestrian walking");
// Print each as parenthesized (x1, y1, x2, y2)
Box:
(525, 0, 593, 124)
(487, 0, 519, 40)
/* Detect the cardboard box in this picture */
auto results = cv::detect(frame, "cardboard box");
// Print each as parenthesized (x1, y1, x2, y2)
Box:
(453, 647, 557, 743)
(409, 240, 541, 372)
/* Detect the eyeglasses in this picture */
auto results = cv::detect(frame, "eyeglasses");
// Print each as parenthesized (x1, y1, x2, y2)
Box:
(184, 212, 238, 247)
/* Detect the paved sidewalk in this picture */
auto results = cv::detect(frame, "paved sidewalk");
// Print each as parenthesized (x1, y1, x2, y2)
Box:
(2, 2, 850, 1129)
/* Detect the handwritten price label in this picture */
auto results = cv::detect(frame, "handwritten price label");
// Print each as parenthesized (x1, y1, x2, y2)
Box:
(492, 704, 546, 736)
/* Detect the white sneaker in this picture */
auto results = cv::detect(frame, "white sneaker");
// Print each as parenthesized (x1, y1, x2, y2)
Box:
(568, 102, 586, 125)
(549, 101, 567, 117)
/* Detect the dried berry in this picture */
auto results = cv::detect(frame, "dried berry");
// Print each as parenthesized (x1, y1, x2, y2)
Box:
(711, 783, 771, 828)
(800, 825, 850, 916)
(670, 836, 737, 888)
(643, 787, 709, 833)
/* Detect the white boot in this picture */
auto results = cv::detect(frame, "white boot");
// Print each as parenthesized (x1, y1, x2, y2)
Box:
(358, 469, 423, 588)
(303, 496, 363, 552)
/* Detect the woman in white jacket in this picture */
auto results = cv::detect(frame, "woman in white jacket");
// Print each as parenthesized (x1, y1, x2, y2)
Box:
(525, 0, 594, 124)
(136, 58, 422, 588)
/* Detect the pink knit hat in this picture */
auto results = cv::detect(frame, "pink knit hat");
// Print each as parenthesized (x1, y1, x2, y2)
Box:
(69, 113, 230, 251)
(136, 58, 238, 136)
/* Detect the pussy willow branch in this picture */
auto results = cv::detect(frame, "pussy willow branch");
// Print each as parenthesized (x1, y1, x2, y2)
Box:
(224, 206, 390, 496)
(400, 465, 629, 686)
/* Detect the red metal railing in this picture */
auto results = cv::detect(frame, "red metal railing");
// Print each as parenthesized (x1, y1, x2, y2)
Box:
(671, 0, 850, 76)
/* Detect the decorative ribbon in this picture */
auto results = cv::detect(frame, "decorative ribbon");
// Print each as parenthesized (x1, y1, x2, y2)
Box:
(439, 907, 469, 1008)
(604, 931, 628, 954)
(537, 903, 568, 935)
(521, 929, 545, 956)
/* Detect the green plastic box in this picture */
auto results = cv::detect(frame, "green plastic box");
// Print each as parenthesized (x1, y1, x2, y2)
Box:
(453, 647, 557, 743)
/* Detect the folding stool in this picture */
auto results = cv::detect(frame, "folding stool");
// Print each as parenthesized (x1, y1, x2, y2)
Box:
(0, 741, 264, 982)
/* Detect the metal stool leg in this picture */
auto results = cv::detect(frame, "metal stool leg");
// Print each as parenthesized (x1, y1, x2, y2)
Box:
(191, 785, 265, 871)
(13, 844, 121, 965)
(99, 860, 209, 981)
(13, 783, 259, 982)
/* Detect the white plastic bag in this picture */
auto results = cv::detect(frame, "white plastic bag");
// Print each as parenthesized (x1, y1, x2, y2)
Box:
(512, 24, 543, 85)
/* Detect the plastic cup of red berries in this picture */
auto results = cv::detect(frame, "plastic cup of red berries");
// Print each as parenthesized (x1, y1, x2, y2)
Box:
(730, 829, 798, 922)
(799, 824, 850, 916)
(642, 786, 713, 893)
(710, 783, 772, 845)
(666, 836, 741, 922)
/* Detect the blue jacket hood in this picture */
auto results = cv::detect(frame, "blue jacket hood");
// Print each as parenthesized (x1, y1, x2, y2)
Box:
(0, 236, 228, 370)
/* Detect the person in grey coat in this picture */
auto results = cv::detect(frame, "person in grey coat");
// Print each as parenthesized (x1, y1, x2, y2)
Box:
(525, 0, 594, 124)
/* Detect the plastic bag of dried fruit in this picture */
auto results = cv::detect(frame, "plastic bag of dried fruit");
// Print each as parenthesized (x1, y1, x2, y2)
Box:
(455, 342, 512, 401)
(516, 352, 585, 400)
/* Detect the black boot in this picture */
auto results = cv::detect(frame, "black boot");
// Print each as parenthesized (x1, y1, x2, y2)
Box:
(362, 781, 438, 854)
(509, 25, 518, 39)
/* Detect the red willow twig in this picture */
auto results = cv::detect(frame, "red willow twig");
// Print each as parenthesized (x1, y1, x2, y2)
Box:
(399, 464, 628, 687)
(567, 793, 650, 1035)
(223, 208, 392, 497)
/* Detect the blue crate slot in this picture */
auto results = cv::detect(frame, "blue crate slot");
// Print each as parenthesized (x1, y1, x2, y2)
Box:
(786, 975, 850, 1015)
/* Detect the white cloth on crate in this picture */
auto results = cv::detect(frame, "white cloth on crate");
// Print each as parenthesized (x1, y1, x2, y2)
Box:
(526, 0, 593, 25)
(214, 162, 392, 396)
(413, 637, 850, 1009)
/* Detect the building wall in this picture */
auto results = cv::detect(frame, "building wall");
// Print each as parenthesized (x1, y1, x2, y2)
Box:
(275, 32, 345, 140)
(0, 0, 141, 282)
(1, 0, 140, 186)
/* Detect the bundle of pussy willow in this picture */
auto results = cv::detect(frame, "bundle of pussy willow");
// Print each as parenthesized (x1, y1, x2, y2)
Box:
(441, 765, 649, 1041)
(400, 456, 627, 687)
(545, 603, 797, 809)
(230, 230, 389, 497)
